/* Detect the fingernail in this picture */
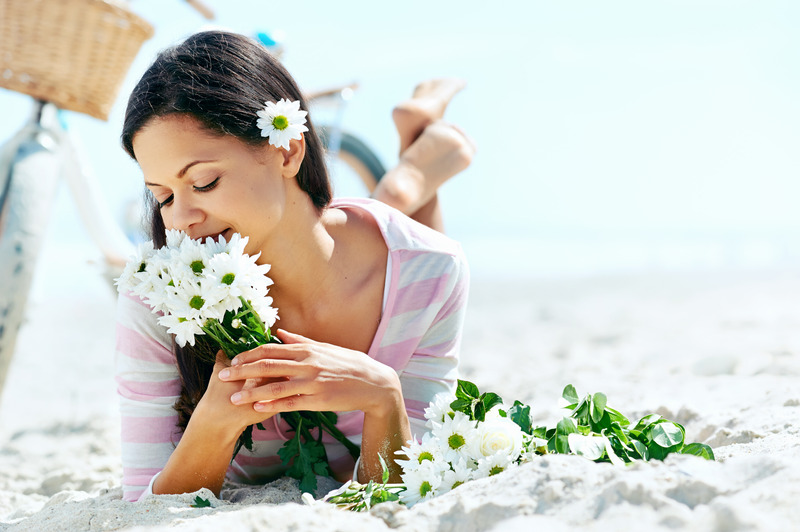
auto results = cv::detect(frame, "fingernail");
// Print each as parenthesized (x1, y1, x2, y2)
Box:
(231, 392, 242, 404)
(253, 402, 264, 411)
(231, 357, 240, 366)
(219, 369, 230, 379)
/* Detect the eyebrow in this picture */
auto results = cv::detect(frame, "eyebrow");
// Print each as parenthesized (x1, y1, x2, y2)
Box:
(144, 160, 217, 186)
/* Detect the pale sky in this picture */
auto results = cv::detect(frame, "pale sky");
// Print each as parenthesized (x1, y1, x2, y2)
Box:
(2, 1, 799, 276)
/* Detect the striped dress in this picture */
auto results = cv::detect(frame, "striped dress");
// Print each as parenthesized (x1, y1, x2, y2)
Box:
(115, 198, 469, 501)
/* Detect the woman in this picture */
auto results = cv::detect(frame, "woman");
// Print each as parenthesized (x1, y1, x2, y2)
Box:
(116, 30, 472, 502)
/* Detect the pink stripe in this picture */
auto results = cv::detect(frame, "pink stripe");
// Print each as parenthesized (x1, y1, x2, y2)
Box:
(392, 275, 449, 314)
(116, 323, 174, 365)
(124, 466, 163, 477)
(376, 336, 422, 370)
(397, 249, 432, 265)
(416, 337, 458, 357)
(367, 249, 402, 360)
(121, 415, 180, 444)
(432, 279, 467, 323)
(124, 489, 145, 502)
(404, 397, 429, 417)
(121, 290, 150, 307)
(116, 377, 181, 402)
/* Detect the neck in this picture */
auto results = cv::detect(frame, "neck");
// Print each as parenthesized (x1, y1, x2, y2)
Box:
(254, 189, 337, 315)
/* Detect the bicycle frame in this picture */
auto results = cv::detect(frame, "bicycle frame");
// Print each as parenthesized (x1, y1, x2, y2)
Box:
(0, 100, 135, 400)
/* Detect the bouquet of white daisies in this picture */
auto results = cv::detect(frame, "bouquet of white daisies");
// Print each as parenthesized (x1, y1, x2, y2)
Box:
(116, 229, 277, 354)
(116, 230, 359, 494)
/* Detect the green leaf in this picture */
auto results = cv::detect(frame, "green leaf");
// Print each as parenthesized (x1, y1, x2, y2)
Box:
(590, 393, 607, 424)
(509, 402, 533, 435)
(605, 406, 630, 427)
(680, 442, 715, 460)
(562, 384, 579, 405)
(633, 414, 662, 432)
(629, 438, 649, 460)
(532, 426, 548, 439)
(456, 380, 480, 401)
(378, 454, 391, 484)
(450, 398, 472, 415)
(650, 422, 684, 448)
(480, 392, 504, 413)
(190, 496, 211, 508)
(473, 400, 487, 422)
(554, 417, 578, 454)
(278, 432, 329, 494)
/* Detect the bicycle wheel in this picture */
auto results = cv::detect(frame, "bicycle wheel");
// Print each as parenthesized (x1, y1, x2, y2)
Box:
(318, 127, 385, 197)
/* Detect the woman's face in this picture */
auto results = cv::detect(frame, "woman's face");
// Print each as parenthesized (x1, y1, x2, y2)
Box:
(132, 114, 287, 256)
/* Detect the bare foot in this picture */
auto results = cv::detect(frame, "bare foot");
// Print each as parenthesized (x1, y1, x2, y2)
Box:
(373, 121, 475, 216)
(392, 78, 466, 153)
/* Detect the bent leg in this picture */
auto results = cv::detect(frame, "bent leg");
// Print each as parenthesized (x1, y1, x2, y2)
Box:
(372, 79, 473, 232)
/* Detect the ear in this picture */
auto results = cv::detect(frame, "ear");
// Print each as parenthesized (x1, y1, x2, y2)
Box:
(279, 135, 306, 178)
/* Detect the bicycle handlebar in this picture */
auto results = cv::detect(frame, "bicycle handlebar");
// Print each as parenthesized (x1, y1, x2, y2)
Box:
(184, 0, 215, 20)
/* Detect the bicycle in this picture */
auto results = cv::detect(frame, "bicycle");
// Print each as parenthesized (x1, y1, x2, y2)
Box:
(0, 0, 385, 399)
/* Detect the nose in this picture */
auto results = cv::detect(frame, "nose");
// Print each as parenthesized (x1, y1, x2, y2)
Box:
(164, 193, 204, 235)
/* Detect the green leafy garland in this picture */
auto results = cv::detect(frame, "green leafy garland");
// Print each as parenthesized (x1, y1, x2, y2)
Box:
(320, 380, 714, 511)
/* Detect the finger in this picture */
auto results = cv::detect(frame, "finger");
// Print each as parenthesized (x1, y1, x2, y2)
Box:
(253, 394, 316, 413)
(219, 358, 304, 382)
(230, 378, 309, 405)
(274, 328, 315, 345)
(231, 341, 308, 366)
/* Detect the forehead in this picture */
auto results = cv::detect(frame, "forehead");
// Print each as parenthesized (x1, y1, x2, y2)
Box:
(132, 115, 260, 179)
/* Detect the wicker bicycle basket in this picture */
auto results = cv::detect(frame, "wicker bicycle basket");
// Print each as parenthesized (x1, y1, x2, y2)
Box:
(0, 0, 153, 120)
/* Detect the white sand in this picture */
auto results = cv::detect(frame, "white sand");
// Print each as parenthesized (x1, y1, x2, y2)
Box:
(2, 240, 800, 531)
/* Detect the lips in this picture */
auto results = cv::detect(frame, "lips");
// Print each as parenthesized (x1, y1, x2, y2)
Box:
(196, 228, 230, 242)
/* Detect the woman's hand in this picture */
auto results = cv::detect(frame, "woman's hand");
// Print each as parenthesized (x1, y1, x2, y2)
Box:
(218, 329, 412, 484)
(217, 329, 402, 416)
(192, 350, 280, 436)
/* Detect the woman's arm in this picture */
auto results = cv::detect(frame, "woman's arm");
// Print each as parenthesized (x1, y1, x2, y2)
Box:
(151, 351, 279, 497)
(116, 292, 182, 501)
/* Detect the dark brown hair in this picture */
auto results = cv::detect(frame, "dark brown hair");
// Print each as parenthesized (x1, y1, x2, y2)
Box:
(121, 31, 331, 434)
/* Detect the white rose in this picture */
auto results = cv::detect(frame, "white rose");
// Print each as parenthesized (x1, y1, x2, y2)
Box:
(469, 417, 524, 461)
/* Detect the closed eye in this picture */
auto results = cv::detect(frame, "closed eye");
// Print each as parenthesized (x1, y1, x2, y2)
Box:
(195, 177, 221, 192)
(157, 194, 174, 209)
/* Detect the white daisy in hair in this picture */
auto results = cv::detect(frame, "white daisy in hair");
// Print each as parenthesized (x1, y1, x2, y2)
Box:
(256, 98, 308, 150)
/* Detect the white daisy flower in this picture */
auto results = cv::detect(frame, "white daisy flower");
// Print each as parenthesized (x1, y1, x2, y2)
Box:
(399, 461, 445, 507)
(115, 240, 155, 294)
(256, 98, 309, 150)
(165, 229, 187, 249)
(424, 392, 456, 427)
(158, 313, 204, 347)
(395, 433, 445, 473)
(431, 411, 478, 463)
(475, 452, 514, 479)
(440, 458, 472, 493)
